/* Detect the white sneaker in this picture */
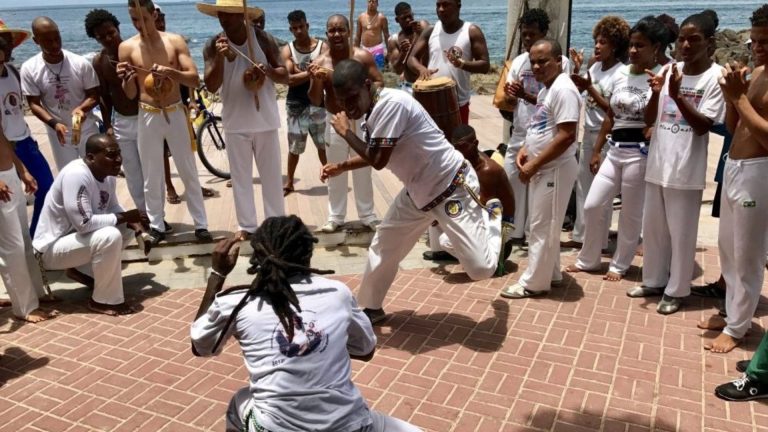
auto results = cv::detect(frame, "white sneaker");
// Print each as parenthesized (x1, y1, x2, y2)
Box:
(320, 221, 343, 233)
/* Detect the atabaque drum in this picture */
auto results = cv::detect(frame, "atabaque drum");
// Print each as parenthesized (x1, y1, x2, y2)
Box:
(412, 76, 461, 141)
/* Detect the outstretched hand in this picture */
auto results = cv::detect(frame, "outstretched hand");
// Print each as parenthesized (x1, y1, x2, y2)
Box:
(645, 66, 669, 94)
(570, 70, 592, 92)
(212, 238, 241, 276)
(719, 62, 750, 102)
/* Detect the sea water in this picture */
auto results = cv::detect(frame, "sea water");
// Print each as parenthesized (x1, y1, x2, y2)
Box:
(1, 0, 763, 70)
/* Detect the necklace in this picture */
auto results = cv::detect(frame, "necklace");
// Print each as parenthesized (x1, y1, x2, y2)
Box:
(366, 13, 376, 30)
(45, 57, 65, 83)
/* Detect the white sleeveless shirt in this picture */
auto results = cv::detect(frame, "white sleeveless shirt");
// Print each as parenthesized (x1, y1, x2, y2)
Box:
(427, 21, 472, 106)
(221, 29, 281, 133)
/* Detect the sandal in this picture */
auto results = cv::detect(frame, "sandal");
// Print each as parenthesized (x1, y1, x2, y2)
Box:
(201, 187, 215, 198)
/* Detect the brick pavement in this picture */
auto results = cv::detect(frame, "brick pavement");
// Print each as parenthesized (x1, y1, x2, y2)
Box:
(2, 244, 768, 431)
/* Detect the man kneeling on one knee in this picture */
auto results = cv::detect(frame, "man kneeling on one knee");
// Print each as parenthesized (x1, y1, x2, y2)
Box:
(33, 134, 147, 316)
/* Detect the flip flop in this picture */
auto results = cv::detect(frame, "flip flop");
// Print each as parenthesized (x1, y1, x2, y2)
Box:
(201, 187, 215, 198)
(283, 185, 294, 197)
(166, 192, 182, 204)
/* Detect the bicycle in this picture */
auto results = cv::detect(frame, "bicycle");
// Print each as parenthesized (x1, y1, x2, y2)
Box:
(192, 87, 230, 179)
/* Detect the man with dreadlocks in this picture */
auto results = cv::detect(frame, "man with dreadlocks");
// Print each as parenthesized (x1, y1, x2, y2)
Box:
(190, 216, 421, 432)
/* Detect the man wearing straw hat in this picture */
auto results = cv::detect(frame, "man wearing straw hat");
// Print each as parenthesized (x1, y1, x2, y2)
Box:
(117, 0, 212, 246)
(21, 17, 101, 171)
(0, 34, 58, 323)
(0, 19, 54, 237)
(199, 0, 287, 241)
(308, 14, 381, 234)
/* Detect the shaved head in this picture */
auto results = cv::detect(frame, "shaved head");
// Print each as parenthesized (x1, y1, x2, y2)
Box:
(31, 17, 58, 36)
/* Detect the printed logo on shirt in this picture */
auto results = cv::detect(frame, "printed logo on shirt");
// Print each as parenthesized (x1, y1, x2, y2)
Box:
(743, 200, 757, 208)
(445, 200, 463, 218)
(612, 86, 648, 123)
(77, 185, 90, 224)
(659, 87, 704, 134)
(527, 103, 549, 134)
(547, 182, 555, 187)
(585, 83, 606, 111)
(98, 191, 110, 211)
(272, 311, 329, 360)
(2, 91, 22, 118)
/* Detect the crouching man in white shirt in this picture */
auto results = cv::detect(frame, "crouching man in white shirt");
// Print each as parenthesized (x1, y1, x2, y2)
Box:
(191, 216, 421, 432)
(33, 134, 148, 316)
(500, 38, 581, 299)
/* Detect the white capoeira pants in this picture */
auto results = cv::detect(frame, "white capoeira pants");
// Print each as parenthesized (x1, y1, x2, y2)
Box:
(225, 130, 285, 233)
(572, 129, 611, 246)
(39, 225, 133, 305)
(0, 167, 47, 318)
(44, 123, 97, 171)
(225, 387, 422, 432)
(503, 134, 529, 240)
(357, 166, 502, 309)
(138, 103, 208, 231)
(575, 146, 646, 275)
(641, 183, 702, 297)
(518, 158, 578, 292)
(326, 115, 376, 224)
(719, 157, 768, 339)
(113, 112, 145, 211)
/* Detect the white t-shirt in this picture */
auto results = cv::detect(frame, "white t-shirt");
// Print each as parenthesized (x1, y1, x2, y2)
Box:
(364, 88, 463, 208)
(33, 159, 123, 253)
(507, 52, 573, 145)
(645, 62, 725, 190)
(610, 64, 660, 130)
(190, 275, 376, 432)
(20, 50, 100, 147)
(221, 29, 281, 133)
(583, 61, 623, 130)
(0, 66, 31, 141)
(427, 21, 473, 106)
(524, 73, 582, 170)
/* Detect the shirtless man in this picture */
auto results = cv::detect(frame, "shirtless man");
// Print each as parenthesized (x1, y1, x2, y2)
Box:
(0, 98, 57, 323)
(308, 15, 381, 233)
(407, 0, 490, 124)
(424, 124, 515, 266)
(386, 2, 429, 92)
(86, 9, 145, 213)
(698, 6, 768, 354)
(117, 0, 211, 245)
(355, 0, 389, 70)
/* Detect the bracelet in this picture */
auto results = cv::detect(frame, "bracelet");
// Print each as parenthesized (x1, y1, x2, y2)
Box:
(210, 269, 227, 279)
(45, 118, 59, 129)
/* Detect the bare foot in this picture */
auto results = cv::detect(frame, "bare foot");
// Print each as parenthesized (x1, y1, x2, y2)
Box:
(22, 308, 59, 323)
(0, 299, 10, 307)
(234, 230, 251, 241)
(698, 314, 727, 330)
(65, 268, 94, 290)
(166, 189, 181, 204)
(603, 271, 622, 282)
(88, 299, 138, 316)
(704, 332, 741, 353)
(565, 264, 583, 273)
(39, 293, 60, 303)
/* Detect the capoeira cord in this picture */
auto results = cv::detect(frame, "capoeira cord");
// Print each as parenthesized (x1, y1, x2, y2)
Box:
(33, 251, 54, 298)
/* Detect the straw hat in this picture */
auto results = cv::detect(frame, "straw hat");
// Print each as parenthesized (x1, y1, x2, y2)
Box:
(196, 0, 264, 20)
(0, 19, 31, 49)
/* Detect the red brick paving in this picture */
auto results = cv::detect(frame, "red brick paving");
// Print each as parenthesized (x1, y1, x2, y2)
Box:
(2, 245, 768, 431)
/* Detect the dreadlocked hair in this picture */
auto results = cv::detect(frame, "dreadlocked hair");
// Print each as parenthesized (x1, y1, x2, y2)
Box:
(237, 216, 334, 342)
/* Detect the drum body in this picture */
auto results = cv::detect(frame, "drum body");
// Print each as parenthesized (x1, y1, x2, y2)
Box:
(413, 77, 461, 141)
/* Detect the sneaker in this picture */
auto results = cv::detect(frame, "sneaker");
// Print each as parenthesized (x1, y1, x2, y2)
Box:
(486, 198, 502, 218)
(737, 360, 751, 373)
(715, 374, 768, 401)
(363, 308, 387, 325)
(363, 219, 381, 231)
(691, 281, 726, 299)
(422, 250, 458, 261)
(320, 220, 342, 233)
(163, 220, 174, 234)
(626, 285, 665, 298)
(147, 228, 165, 247)
(195, 229, 213, 243)
(657, 294, 683, 315)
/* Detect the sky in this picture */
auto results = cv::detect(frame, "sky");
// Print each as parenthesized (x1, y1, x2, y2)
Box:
(0, 0, 194, 9)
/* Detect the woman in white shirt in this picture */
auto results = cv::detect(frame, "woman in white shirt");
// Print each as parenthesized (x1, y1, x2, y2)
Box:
(566, 16, 667, 282)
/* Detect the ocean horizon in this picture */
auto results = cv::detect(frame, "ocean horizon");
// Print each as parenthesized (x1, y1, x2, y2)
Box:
(1, 0, 763, 71)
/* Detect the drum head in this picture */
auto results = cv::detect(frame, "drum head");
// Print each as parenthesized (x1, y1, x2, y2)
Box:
(413, 76, 456, 91)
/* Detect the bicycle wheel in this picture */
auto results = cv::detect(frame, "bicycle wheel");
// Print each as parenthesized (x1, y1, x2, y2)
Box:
(196, 115, 231, 179)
